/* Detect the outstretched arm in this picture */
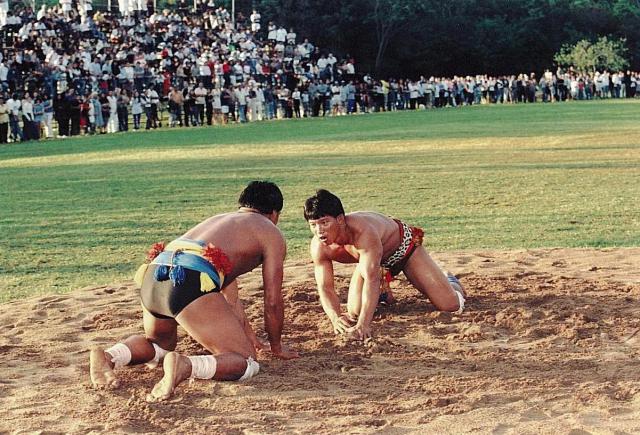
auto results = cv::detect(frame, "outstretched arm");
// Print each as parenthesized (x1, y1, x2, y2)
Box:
(311, 240, 356, 334)
(313, 258, 355, 334)
(262, 231, 298, 360)
(348, 239, 383, 341)
(222, 280, 268, 353)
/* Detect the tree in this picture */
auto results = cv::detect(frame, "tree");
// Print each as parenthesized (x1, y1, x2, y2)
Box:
(251, 0, 640, 77)
(554, 36, 629, 72)
(368, 0, 425, 75)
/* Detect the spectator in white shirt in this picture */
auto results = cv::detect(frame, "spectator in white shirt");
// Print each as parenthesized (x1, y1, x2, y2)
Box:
(0, 0, 9, 28)
(267, 22, 277, 41)
(286, 29, 296, 45)
(250, 10, 261, 32)
(107, 91, 118, 133)
(21, 93, 35, 140)
(194, 82, 207, 125)
(0, 61, 8, 88)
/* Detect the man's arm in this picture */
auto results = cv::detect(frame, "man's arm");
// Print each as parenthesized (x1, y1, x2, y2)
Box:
(221, 280, 267, 353)
(311, 239, 354, 334)
(262, 229, 298, 359)
(349, 236, 383, 341)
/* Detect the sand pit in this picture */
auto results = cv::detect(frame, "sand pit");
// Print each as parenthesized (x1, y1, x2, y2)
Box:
(1, 248, 639, 434)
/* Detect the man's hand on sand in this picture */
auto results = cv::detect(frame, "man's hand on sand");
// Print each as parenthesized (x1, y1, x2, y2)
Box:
(346, 323, 372, 341)
(270, 343, 300, 360)
(331, 313, 356, 334)
(252, 337, 271, 353)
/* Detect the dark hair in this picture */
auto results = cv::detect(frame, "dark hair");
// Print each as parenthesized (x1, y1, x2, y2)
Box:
(238, 181, 283, 214)
(303, 189, 345, 221)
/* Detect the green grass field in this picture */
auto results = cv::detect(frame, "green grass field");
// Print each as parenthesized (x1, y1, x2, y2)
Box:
(1, 100, 639, 302)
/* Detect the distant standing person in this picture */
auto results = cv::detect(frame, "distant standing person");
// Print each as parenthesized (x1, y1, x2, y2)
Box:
(303, 189, 466, 341)
(0, 97, 9, 143)
(0, 0, 8, 28)
(250, 9, 260, 33)
(90, 181, 299, 401)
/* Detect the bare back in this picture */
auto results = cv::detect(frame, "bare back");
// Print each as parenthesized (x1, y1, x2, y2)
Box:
(183, 210, 284, 282)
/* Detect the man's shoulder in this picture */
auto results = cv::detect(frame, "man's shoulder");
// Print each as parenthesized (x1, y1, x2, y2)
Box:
(347, 212, 390, 245)
(346, 211, 389, 227)
(240, 213, 283, 237)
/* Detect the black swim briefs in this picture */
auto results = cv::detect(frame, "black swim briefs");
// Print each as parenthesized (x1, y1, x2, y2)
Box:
(140, 264, 221, 319)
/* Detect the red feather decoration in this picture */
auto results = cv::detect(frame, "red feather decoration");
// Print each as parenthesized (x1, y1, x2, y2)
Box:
(146, 242, 166, 262)
(202, 243, 233, 275)
(411, 227, 424, 245)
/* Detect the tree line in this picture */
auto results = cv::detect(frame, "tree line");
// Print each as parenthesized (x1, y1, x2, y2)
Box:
(232, 0, 640, 77)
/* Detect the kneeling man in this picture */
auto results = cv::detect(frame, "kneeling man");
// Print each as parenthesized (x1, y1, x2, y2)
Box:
(90, 181, 298, 401)
(304, 189, 465, 341)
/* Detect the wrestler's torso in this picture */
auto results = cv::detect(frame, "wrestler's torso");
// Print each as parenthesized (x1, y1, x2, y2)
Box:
(182, 211, 283, 281)
(317, 212, 402, 264)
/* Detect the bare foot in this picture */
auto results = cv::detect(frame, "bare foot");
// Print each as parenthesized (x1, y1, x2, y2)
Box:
(146, 352, 192, 402)
(89, 347, 119, 389)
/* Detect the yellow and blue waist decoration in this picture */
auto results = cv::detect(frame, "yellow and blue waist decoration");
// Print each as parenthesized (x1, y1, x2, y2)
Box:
(134, 238, 225, 293)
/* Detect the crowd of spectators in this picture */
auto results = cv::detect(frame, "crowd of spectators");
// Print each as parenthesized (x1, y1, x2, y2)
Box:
(365, 69, 640, 113)
(0, 1, 356, 141)
(0, 2, 639, 143)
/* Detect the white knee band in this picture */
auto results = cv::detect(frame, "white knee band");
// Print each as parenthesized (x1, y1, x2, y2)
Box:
(105, 343, 132, 369)
(145, 342, 170, 369)
(238, 357, 260, 382)
(454, 289, 466, 314)
(188, 355, 217, 380)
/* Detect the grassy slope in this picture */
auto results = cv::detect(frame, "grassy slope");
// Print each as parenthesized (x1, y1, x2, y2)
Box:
(1, 100, 639, 301)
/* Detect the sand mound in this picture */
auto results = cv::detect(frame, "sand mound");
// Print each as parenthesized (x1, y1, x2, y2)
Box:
(1, 248, 639, 434)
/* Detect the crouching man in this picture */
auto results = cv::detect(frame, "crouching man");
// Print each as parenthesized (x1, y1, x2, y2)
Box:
(90, 181, 298, 401)
(304, 189, 466, 341)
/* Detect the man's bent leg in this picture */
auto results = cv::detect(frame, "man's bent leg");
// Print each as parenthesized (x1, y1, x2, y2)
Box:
(90, 307, 177, 388)
(147, 293, 257, 400)
(141, 306, 178, 367)
(177, 292, 256, 359)
(147, 351, 260, 402)
(403, 246, 464, 312)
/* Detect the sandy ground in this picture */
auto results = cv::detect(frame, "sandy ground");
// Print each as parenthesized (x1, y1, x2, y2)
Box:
(1, 248, 639, 434)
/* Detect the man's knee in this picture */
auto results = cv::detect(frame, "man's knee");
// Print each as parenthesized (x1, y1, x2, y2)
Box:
(436, 296, 463, 313)
(435, 281, 465, 313)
